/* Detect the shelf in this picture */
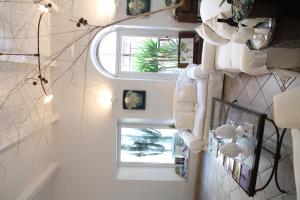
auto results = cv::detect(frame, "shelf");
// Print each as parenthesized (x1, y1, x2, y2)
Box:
(0, 113, 59, 154)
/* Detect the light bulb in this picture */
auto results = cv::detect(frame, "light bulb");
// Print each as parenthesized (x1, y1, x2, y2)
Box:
(36, 1, 59, 13)
(38, 4, 49, 13)
(98, 89, 114, 108)
(44, 94, 53, 104)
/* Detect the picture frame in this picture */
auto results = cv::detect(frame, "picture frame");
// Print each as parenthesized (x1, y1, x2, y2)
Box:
(240, 164, 251, 191)
(178, 31, 203, 68)
(233, 160, 241, 182)
(126, 0, 151, 16)
(123, 90, 146, 110)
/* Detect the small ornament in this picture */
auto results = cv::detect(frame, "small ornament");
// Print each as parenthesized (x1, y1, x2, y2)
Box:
(214, 124, 237, 140)
(220, 142, 240, 158)
(220, 142, 249, 158)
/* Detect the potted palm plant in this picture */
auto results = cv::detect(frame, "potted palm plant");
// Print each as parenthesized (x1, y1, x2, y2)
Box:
(133, 38, 178, 73)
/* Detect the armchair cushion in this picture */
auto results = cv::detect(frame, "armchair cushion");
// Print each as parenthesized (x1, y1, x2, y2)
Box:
(178, 81, 197, 102)
(200, 0, 232, 22)
(186, 64, 209, 80)
(274, 86, 300, 129)
(175, 111, 195, 130)
(195, 24, 229, 46)
(206, 14, 238, 40)
(215, 42, 232, 70)
(201, 41, 217, 73)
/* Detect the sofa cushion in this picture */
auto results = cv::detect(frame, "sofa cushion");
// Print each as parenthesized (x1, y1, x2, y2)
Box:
(274, 86, 300, 129)
(186, 64, 209, 80)
(200, 41, 216, 73)
(230, 43, 244, 70)
(178, 81, 197, 102)
(175, 111, 195, 130)
(175, 102, 194, 112)
(195, 24, 229, 46)
(215, 42, 232, 70)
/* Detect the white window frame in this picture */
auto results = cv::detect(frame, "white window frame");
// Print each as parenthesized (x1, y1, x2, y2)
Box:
(90, 25, 182, 80)
(117, 122, 177, 168)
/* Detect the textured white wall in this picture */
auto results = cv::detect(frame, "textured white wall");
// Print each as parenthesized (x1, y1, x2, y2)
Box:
(0, 2, 55, 199)
(50, 1, 197, 200)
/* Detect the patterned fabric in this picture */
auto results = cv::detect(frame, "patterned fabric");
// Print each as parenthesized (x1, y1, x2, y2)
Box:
(232, 0, 254, 22)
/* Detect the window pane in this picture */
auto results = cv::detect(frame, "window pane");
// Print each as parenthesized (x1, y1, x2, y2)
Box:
(120, 36, 180, 74)
(120, 127, 176, 164)
(98, 31, 116, 74)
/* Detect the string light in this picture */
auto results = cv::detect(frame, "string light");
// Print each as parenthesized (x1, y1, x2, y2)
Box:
(35, 0, 59, 13)
(38, 3, 50, 12)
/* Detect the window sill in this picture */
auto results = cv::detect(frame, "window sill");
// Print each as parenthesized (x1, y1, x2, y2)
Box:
(116, 167, 185, 181)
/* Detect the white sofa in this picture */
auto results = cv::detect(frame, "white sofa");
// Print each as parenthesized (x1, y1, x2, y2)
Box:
(173, 64, 223, 153)
(198, 0, 300, 75)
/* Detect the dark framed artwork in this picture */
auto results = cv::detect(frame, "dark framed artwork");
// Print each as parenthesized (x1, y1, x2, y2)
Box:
(178, 31, 203, 68)
(126, 0, 151, 16)
(123, 90, 146, 110)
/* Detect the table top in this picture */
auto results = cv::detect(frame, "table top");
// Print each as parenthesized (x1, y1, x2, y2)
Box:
(208, 98, 267, 196)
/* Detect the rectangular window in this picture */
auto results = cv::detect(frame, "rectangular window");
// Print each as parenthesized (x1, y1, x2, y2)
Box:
(120, 35, 180, 74)
(117, 124, 178, 167)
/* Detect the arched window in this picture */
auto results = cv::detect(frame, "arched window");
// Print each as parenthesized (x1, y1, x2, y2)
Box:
(90, 26, 181, 80)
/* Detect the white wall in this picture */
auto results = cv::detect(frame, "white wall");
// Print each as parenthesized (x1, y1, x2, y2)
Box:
(0, 2, 55, 199)
(51, 1, 197, 200)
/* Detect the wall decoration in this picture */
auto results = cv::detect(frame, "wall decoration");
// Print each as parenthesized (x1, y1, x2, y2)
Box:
(178, 31, 203, 68)
(179, 38, 194, 64)
(123, 90, 146, 110)
(127, 0, 151, 16)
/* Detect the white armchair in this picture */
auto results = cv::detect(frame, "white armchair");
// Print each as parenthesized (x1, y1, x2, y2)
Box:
(198, 0, 300, 75)
(274, 87, 300, 199)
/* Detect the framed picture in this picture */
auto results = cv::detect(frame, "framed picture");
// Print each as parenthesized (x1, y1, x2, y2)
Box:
(178, 31, 203, 68)
(233, 160, 241, 182)
(240, 164, 251, 191)
(227, 158, 234, 174)
(127, 0, 151, 16)
(123, 90, 146, 110)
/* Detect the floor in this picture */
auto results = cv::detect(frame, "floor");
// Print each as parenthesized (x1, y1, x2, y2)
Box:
(199, 73, 300, 200)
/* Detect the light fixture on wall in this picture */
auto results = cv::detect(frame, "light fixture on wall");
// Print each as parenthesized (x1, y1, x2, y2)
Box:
(96, 0, 117, 21)
(98, 89, 116, 108)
